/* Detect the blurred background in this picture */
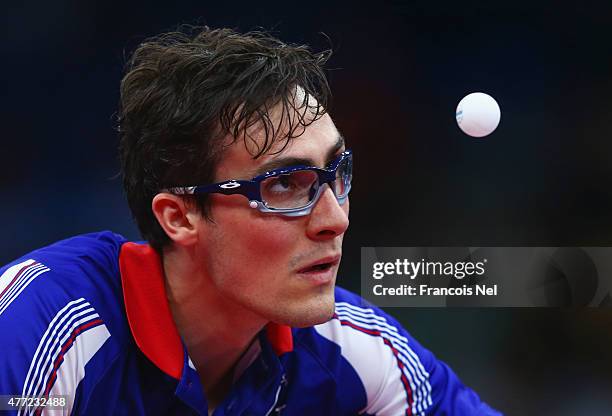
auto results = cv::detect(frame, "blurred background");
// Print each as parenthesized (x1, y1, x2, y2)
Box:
(2, 1, 612, 414)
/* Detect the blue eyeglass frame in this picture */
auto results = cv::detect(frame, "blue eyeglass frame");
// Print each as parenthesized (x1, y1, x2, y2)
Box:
(162, 149, 352, 217)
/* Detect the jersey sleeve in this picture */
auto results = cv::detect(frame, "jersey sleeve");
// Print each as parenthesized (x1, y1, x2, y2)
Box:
(316, 287, 502, 416)
(0, 234, 124, 416)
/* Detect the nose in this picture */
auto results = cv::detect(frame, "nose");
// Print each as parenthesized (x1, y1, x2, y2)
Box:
(306, 184, 350, 240)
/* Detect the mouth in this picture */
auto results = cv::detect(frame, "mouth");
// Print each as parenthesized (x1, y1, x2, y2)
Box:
(296, 255, 341, 284)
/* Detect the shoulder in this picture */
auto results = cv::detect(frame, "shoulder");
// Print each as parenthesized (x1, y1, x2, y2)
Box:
(0, 231, 128, 323)
(317, 286, 433, 365)
(0, 232, 131, 404)
(0, 230, 126, 278)
(307, 286, 434, 415)
(294, 286, 502, 416)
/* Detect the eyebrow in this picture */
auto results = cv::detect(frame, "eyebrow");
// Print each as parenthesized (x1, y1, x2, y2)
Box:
(251, 134, 346, 176)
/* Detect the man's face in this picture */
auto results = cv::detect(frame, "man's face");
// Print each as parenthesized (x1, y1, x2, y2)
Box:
(196, 112, 349, 327)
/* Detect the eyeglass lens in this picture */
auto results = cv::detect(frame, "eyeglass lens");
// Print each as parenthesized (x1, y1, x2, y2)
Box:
(260, 157, 352, 209)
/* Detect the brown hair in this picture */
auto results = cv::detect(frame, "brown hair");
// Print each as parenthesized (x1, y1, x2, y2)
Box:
(117, 26, 331, 250)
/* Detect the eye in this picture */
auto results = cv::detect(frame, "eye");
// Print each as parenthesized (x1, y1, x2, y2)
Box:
(260, 170, 319, 208)
(265, 174, 295, 194)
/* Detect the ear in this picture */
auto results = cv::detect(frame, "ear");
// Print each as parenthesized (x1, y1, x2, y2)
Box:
(151, 193, 200, 247)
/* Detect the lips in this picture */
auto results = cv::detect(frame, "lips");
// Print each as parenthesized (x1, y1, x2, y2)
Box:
(297, 255, 341, 275)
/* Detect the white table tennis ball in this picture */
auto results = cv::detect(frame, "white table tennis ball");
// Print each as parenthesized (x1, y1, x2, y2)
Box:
(455, 92, 501, 137)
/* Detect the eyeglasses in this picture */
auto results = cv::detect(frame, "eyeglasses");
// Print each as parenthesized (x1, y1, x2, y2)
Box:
(162, 150, 352, 216)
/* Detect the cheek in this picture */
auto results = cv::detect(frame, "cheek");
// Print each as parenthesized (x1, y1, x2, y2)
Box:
(235, 218, 298, 261)
(211, 195, 302, 252)
(205, 206, 304, 286)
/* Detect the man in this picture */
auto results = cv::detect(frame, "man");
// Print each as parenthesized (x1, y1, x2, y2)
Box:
(0, 27, 501, 415)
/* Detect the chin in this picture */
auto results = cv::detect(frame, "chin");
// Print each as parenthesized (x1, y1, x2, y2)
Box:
(276, 294, 336, 328)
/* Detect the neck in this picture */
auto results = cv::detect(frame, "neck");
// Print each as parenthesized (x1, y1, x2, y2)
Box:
(162, 245, 267, 408)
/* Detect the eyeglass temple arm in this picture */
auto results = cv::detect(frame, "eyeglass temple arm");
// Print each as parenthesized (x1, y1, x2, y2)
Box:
(166, 180, 257, 197)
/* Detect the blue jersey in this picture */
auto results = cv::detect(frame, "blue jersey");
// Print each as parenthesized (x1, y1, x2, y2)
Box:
(0, 232, 501, 415)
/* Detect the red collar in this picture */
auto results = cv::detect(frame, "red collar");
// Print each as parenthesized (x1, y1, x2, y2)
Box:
(119, 242, 293, 380)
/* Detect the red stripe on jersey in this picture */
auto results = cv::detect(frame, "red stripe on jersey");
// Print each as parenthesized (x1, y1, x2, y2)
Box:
(333, 313, 414, 416)
(0, 261, 38, 300)
(41, 319, 104, 399)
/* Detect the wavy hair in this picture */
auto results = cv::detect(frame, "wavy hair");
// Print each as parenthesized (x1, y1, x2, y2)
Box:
(117, 26, 331, 251)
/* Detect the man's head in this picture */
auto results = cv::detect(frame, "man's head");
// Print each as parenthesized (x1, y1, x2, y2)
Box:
(118, 26, 350, 326)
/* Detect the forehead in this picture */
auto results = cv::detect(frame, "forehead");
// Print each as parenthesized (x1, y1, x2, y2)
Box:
(215, 113, 343, 180)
